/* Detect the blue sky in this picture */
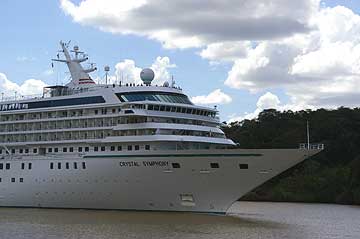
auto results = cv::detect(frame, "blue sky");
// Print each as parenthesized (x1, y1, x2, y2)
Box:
(0, 0, 359, 121)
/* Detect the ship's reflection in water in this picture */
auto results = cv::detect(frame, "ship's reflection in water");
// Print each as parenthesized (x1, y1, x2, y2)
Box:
(0, 201, 359, 239)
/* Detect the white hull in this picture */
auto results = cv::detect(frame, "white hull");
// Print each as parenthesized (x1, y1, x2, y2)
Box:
(0, 149, 319, 214)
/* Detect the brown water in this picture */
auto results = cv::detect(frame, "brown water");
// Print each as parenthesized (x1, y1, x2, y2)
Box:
(0, 201, 359, 239)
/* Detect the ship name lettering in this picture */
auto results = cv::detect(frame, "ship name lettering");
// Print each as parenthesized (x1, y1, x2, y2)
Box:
(119, 161, 140, 167)
(142, 161, 169, 167)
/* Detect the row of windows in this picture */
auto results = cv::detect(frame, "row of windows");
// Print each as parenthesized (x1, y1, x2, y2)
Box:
(0, 163, 34, 170)
(0, 148, 37, 154)
(1, 144, 152, 155)
(27, 96, 106, 110)
(0, 163, 10, 170)
(167, 162, 247, 170)
(117, 92, 193, 105)
(0, 107, 121, 122)
(0, 177, 24, 183)
(50, 162, 86, 170)
(21, 163, 32, 170)
(147, 104, 216, 117)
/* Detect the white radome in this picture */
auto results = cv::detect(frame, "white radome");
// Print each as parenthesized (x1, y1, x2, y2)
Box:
(140, 68, 155, 85)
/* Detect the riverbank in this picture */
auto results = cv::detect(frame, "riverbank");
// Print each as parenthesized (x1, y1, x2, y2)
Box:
(223, 108, 360, 205)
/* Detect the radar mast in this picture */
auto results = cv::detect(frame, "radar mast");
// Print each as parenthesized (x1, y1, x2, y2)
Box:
(52, 41, 97, 88)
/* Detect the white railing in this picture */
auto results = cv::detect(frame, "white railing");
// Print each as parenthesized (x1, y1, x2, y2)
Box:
(1, 93, 44, 102)
(299, 143, 324, 150)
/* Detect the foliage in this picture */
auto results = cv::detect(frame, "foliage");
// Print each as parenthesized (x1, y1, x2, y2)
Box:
(222, 108, 360, 204)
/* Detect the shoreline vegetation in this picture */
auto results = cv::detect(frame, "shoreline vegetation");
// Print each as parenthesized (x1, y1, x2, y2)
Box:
(222, 108, 360, 205)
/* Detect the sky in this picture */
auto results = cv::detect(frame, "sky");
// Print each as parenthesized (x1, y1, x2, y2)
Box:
(0, 0, 359, 121)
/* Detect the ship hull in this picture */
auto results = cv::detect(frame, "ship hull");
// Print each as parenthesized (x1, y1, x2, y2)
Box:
(0, 149, 320, 214)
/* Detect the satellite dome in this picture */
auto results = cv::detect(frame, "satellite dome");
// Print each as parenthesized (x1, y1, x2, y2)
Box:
(163, 81, 169, 87)
(140, 68, 155, 85)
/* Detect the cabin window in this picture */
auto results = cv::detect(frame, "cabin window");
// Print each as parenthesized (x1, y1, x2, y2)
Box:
(85, 147, 89, 152)
(69, 147, 74, 152)
(50, 162, 54, 169)
(239, 164, 248, 169)
(82, 162, 86, 169)
(54, 148, 58, 153)
(20, 149, 24, 154)
(127, 145, 132, 151)
(58, 162, 61, 169)
(94, 147, 99, 152)
(11, 178, 15, 183)
(78, 147, 83, 152)
(135, 145, 140, 151)
(111, 146, 115, 151)
(21, 163, 25, 170)
(63, 147, 67, 153)
(172, 163, 181, 168)
(117, 146, 122, 151)
(28, 163, 32, 170)
(25, 149, 29, 153)
(211, 163, 219, 168)
(11, 149, 15, 154)
(48, 148, 53, 153)
(6, 163, 10, 170)
(33, 148, 37, 154)
(66, 162, 69, 169)
(101, 146, 105, 151)
(20, 178, 24, 183)
(74, 162, 78, 169)
(145, 145, 150, 150)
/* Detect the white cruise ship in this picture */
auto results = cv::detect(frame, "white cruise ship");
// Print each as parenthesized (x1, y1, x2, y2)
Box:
(0, 42, 323, 214)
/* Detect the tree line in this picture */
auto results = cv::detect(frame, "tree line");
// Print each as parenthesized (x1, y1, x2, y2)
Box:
(222, 108, 360, 204)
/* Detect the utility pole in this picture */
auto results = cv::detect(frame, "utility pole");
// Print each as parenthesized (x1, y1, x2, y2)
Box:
(307, 120, 310, 150)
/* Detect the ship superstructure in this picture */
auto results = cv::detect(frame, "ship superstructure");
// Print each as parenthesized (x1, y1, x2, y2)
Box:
(0, 42, 323, 213)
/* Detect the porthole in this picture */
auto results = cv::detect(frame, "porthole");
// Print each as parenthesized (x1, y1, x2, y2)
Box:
(239, 164, 248, 169)
(172, 163, 181, 168)
(210, 163, 219, 168)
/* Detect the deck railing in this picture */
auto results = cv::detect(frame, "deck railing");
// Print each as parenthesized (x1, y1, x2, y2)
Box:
(299, 143, 324, 150)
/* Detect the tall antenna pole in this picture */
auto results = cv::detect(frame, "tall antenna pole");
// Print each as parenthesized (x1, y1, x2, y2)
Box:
(104, 66, 110, 85)
(307, 120, 310, 150)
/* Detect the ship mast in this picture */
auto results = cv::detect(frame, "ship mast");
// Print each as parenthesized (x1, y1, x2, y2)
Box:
(52, 41, 97, 88)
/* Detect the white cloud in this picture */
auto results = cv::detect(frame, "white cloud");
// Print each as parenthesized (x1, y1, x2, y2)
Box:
(229, 92, 280, 121)
(199, 41, 251, 62)
(223, 6, 360, 108)
(256, 92, 280, 109)
(0, 73, 47, 97)
(60, 0, 319, 49)
(60, 1, 360, 111)
(191, 89, 232, 105)
(114, 59, 142, 85)
(112, 56, 175, 85)
(151, 56, 176, 85)
(228, 92, 317, 122)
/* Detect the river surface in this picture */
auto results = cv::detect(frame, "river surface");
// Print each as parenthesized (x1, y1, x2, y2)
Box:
(0, 201, 359, 239)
